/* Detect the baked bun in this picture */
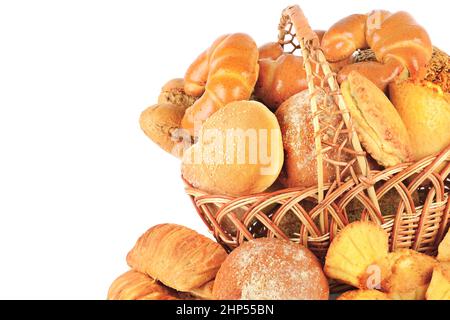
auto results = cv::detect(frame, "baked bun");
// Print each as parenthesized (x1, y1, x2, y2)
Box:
(108, 270, 178, 300)
(182, 100, 284, 196)
(127, 224, 227, 295)
(426, 263, 450, 300)
(158, 78, 196, 108)
(140, 103, 190, 158)
(255, 54, 309, 110)
(341, 71, 412, 167)
(389, 80, 450, 161)
(337, 290, 391, 300)
(275, 90, 347, 188)
(438, 230, 450, 262)
(374, 249, 437, 300)
(213, 238, 329, 300)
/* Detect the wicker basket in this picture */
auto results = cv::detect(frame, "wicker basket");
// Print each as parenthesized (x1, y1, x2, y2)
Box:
(185, 5, 450, 262)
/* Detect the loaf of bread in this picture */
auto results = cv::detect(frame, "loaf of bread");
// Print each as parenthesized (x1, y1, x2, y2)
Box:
(181, 33, 259, 136)
(389, 80, 450, 161)
(341, 71, 412, 167)
(322, 11, 432, 91)
(108, 270, 178, 300)
(275, 89, 348, 188)
(213, 238, 329, 300)
(182, 100, 284, 196)
(126, 224, 227, 294)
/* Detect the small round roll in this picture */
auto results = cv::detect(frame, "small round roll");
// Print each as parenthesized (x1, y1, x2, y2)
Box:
(213, 238, 329, 300)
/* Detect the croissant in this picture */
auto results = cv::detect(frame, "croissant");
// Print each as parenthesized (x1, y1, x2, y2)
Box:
(181, 33, 259, 136)
(126, 224, 227, 294)
(321, 11, 433, 91)
(108, 270, 178, 300)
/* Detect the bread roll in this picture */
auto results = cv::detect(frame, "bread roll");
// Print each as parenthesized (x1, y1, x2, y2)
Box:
(182, 101, 284, 196)
(275, 89, 347, 188)
(389, 80, 450, 161)
(341, 71, 412, 167)
(258, 42, 283, 60)
(181, 33, 259, 136)
(139, 103, 190, 158)
(108, 270, 178, 300)
(158, 78, 196, 108)
(127, 224, 227, 293)
(426, 263, 450, 300)
(373, 249, 437, 300)
(254, 54, 309, 110)
(213, 238, 329, 300)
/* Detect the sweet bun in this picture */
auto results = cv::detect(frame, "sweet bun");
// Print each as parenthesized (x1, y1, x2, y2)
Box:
(337, 290, 391, 300)
(389, 80, 450, 161)
(127, 224, 227, 295)
(213, 238, 329, 300)
(341, 71, 412, 167)
(108, 270, 178, 300)
(182, 100, 284, 196)
(275, 90, 347, 188)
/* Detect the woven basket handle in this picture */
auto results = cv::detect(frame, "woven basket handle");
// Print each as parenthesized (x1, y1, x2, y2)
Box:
(283, 5, 320, 47)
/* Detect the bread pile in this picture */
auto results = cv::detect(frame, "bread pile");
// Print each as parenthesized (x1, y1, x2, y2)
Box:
(140, 9, 449, 199)
(114, 7, 450, 301)
(108, 221, 450, 300)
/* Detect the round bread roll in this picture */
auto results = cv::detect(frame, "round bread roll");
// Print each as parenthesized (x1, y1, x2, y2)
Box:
(213, 238, 329, 300)
(275, 89, 347, 188)
(389, 80, 450, 161)
(182, 100, 284, 196)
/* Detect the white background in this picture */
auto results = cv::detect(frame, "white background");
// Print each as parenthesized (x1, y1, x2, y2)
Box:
(0, 0, 447, 300)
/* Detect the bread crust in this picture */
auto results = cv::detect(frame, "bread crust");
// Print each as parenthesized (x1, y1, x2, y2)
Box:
(275, 90, 347, 188)
(126, 224, 227, 293)
(182, 101, 284, 196)
(139, 103, 188, 158)
(341, 71, 412, 167)
(107, 270, 178, 300)
(181, 33, 259, 135)
(389, 80, 450, 161)
(213, 238, 329, 300)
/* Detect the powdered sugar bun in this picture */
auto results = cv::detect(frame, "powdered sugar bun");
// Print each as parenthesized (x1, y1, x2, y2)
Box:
(213, 238, 329, 300)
